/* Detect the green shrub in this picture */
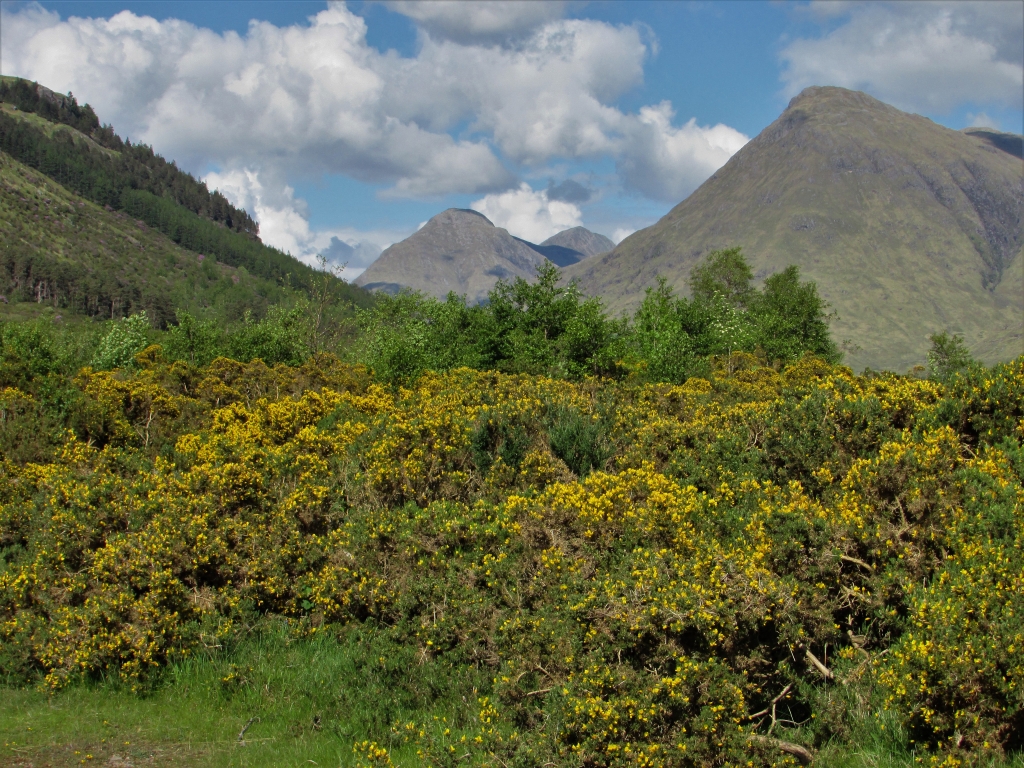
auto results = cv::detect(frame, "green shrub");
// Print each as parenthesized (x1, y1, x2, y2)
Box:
(165, 309, 224, 367)
(545, 404, 612, 477)
(90, 311, 152, 371)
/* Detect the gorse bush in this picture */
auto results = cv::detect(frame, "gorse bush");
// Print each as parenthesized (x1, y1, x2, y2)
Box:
(545, 403, 612, 477)
(1, 348, 1021, 765)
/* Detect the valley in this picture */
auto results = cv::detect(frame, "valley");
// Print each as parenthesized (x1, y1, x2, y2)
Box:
(0, 74, 1022, 768)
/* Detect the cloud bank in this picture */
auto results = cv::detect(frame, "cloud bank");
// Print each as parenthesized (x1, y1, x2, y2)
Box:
(781, 1, 1024, 115)
(0, 3, 747, 213)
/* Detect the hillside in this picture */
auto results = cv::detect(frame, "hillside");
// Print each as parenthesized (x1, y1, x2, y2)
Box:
(519, 226, 616, 268)
(566, 87, 1023, 371)
(0, 151, 284, 326)
(0, 77, 374, 319)
(355, 208, 550, 303)
(0, 77, 258, 236)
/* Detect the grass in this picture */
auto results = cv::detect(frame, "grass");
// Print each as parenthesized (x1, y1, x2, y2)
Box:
(1, 620, 488, 767)
(4, 622, 1021, 768)
(0, 301, 99, 326)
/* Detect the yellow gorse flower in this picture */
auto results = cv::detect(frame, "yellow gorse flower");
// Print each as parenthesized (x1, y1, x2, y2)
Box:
(1, 352, 1021, 764)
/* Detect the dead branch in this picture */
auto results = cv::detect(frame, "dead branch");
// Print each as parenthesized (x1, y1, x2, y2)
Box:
(847, 629, 869, 656)
(745, 683, 793, 731)
(840, 554, 873, 573)
(805, 648, 834, 681)
(749, 734, 814, 765)
(237, 715, 260, 744)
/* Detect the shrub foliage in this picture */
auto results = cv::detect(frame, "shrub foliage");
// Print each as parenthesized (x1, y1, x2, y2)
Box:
(1, 346, 1021, 765)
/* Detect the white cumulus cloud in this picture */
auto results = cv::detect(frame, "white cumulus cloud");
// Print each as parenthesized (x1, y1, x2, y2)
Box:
(204, 167, 407, 279)
(781, 1, 1024, 114)
(471, 183, 582, 243)
(611, 227, 636, 245)
(0, 2, 752, 247)
(967, 112, 1001, 130)
(617, 102, 749, 202)
(385, 1, 569, 45)
(0, 3, 513, 197)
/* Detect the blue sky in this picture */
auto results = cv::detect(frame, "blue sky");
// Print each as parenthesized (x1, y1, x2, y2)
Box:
(2, 1, 1021, 275)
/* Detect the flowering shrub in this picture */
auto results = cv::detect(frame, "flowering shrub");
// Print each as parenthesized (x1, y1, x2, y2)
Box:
(0, 351, 1021, 764)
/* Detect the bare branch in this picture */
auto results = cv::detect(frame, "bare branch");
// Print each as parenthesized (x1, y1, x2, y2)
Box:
(745, 683, 793, 722)
(237, 715, 260, 744)
(749, 734, 814, 765)
(840, 554, 873, 573)
(805, 648, 834, 681)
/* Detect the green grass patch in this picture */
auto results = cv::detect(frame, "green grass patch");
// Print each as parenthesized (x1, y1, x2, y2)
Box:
(1, 620, 488, 767)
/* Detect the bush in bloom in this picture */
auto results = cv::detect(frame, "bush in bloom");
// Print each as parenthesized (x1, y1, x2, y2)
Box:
(0, 350, 1021, 765)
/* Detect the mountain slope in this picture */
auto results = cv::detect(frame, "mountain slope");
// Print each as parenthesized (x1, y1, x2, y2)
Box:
(566, 87, 1023, 371)
(521, 227, 616, 268)
(354, 209, 549, 303)
(0, 150, 287, 326)
(0, 77, 258, 237)
(0, 78, 373, 309)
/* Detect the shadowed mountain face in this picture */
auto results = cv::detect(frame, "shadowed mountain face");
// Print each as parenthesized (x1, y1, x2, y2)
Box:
(354, 209, 549, 304)
(965, 128, 1023, 159)
(354, 211, 613, 302)
(566, 86, 1023, 371)
(515, 226, 617, 268)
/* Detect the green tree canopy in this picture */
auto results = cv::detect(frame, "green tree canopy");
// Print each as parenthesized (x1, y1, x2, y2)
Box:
(689, 247, 754, 307)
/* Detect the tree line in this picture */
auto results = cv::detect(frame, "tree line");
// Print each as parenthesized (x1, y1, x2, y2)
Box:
(0, 77, 258, 236)
(0, 86, 372, 308)
(356, 249, 841, 384)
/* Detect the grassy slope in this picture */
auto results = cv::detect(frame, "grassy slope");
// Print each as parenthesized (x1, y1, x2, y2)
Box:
(0, 102, 119, 158)
(0, 92, 375, 316)
(566, 87, 1023, 372)
(0, 149, 287, 324)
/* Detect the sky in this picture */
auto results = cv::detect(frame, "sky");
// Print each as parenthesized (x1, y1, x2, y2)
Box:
(1, 0, 1022, 279)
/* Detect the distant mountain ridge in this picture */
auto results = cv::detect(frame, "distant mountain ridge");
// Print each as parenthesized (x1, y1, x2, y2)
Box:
(355, 210, 611, 302)
(964, 127, 1023, 159)
(541, 226, 615, 257)
(518, 227, 616, 268)
(565, 86, 1023, 371)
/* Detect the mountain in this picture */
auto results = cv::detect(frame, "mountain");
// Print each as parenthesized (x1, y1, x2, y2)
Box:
(516, 239, 585, 268)
(355, 211, 613, 300)
(541, 226, 615, 258)
(355, 210, 614, 303)
(517, 227, 616, 268)
(964, 127, 1023, 159)
(565, 87, 1023, 371)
